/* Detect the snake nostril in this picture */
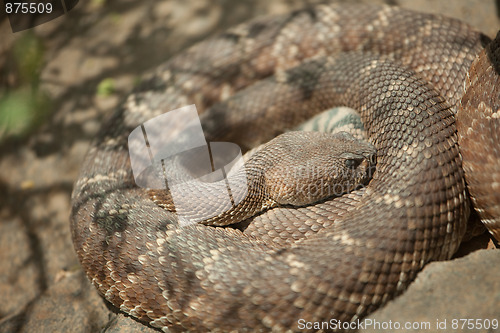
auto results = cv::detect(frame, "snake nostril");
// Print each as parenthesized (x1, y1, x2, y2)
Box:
(369, 153, 377, 165)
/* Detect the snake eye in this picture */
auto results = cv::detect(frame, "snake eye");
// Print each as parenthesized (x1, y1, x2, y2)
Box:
(345, 157, 363, 169)
(369, 153, 377, 165)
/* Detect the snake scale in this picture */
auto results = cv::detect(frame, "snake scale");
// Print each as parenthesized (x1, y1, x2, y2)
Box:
(70, 3, 499, 332)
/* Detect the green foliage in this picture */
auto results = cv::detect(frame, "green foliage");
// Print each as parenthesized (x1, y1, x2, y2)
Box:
(13, 31, 45, 84)
(0, 32, 51, 142)
(96, 78, 116, 97)
(0, 88, 51, 139)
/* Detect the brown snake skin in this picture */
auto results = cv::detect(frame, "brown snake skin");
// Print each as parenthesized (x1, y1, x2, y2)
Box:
(70, 3, 498, 332)
(457, 33, 500, 241)
(149, 131, 376, 227)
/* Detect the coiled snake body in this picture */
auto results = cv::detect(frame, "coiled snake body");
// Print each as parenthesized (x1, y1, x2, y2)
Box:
(70, 4, 499, 332)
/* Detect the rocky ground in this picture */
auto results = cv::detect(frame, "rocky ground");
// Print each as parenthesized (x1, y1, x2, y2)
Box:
(0, 0, 499, 332)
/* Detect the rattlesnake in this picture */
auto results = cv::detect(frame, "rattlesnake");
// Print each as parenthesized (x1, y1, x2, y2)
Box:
(70, 3, 499, 332)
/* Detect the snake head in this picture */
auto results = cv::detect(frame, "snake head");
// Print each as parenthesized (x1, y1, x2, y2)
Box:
(263, 131, 376, 206)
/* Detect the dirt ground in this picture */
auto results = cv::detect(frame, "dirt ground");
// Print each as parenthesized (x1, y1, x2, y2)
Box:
(0, 0, 499, 332)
